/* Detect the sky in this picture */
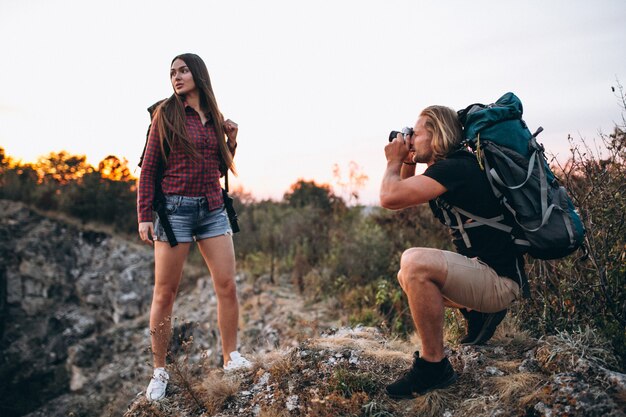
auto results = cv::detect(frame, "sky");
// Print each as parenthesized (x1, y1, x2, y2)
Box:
(1, 0, 625, 205)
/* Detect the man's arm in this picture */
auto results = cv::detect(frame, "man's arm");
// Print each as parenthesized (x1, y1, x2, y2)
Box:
(400, 160, 416, 180)
(380, 139, 446, 210)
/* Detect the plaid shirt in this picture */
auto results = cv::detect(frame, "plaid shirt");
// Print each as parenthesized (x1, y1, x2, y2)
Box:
(137, 105, 225, 223)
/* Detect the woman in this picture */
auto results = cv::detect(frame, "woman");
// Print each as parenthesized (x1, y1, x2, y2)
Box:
(138, 53, 251, 401)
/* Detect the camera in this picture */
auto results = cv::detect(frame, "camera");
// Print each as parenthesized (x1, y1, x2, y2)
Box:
(388, 126, 414, 143)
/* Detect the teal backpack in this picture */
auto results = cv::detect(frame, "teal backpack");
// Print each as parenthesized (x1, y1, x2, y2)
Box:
(449, 92, 585, 260)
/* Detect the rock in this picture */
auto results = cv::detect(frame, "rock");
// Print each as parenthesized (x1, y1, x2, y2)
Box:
(534, 373, 625, 417)
(485, 366, 505, 376)
(0, 201, 154, 417)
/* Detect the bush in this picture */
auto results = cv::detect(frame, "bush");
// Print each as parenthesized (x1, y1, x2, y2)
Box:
(520, 87, 626, 369)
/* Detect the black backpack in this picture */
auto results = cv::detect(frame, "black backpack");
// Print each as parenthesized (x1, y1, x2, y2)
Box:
(441, 92, 585, 260)
(138, 100, 165, 169)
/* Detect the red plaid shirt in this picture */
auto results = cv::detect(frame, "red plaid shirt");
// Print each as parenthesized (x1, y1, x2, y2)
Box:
(137, 105, 225, 223)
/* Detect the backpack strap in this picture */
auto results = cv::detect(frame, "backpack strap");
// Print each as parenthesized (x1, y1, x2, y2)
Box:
(439, 204, 472, 248)
(488, 149, 537, 191)
(144, 99, 177, 247)
(153, 152, 178, 247)
(435, 198, 512, 249)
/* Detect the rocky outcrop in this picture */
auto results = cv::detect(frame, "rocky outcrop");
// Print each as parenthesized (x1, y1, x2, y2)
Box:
(0, 200, 154, 416)
(0, 200, 338, 417)
(122, 326, 626, 417)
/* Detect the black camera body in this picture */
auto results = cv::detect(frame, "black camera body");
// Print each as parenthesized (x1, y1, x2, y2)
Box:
(388, 126, 414, 142)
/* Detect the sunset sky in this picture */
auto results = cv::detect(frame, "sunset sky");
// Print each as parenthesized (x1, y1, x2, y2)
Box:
(1, 0, 625, 204)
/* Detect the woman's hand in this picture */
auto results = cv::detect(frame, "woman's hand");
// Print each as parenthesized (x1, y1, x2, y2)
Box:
(138, 222, 155, 246)
(224, 119, 238, 143)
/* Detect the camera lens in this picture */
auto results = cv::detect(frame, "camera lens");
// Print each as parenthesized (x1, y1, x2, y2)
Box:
(389, 131, 400, 142)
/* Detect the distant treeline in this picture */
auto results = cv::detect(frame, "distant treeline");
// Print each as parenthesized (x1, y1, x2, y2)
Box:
(1, 122, 624, 369)
(0, 150, 137, 232)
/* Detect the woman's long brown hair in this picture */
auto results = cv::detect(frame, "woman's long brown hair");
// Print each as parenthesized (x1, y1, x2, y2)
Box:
(152, 53, 235, 175)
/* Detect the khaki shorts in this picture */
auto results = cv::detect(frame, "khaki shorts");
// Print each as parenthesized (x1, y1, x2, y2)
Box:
(440, 251, 520, 313)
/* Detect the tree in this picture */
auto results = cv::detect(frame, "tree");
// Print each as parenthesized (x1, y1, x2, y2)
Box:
(283, 179, 344, 213)
(36, 151, 93, 184)
(98, 155, 134, 181)
(332, 161, 369, 205)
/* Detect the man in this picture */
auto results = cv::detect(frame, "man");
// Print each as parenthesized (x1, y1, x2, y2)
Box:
(380, 105, 526, 399)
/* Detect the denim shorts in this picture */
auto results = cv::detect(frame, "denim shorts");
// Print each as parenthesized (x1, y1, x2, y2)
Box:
(154, 195, 232, 243)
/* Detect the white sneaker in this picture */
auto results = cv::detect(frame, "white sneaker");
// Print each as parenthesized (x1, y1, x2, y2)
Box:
(223, 351, 252, 372)
(146, 367, 169, 401)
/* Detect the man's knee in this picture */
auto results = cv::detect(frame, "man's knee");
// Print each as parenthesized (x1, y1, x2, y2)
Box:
(399, 248, 446, 286)
(400, 248, 429, 276)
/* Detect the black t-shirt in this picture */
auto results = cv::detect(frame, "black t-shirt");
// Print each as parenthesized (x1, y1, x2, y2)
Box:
(423, 149, 524, 282)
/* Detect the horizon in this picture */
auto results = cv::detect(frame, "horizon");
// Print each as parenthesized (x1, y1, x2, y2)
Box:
(1, 0, 625, 205)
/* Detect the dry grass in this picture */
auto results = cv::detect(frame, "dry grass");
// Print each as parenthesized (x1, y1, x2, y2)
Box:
(536, 326, 620, 373)
(121, 321, 626, 417)
(492, 315, 537, 352)
(491, 372, 543, 405)
(494, 359, 524, 373)
(194, 370, 240, 415)
(257, 404, 291, 417)
(459, 395, 492, 417)
(123, 398, 168, 417)
(311, 328, 415, 369)
(444, 309, 466, 344)
(360, 347, 412, 368)
(409, 389, 456, 417)
(123, 397, 185, 417)
(257, 348, 293, 369)
(266, 349, 304, 381)
(519, 384, 551, 412)
(312, 335, 381, 351)
(385, 336, 417, 353)
(307, 391, 371, 416)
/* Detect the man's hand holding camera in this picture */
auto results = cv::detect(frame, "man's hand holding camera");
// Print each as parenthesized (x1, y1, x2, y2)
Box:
(385, 135, 408, 164)
(385, 128, 416, 169)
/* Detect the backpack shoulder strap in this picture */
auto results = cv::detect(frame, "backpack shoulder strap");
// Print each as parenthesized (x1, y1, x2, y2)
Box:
(138, 99, 167, 168)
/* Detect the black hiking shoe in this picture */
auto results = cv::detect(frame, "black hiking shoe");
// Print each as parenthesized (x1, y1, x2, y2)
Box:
(460, 308, 507, 345)
(459, 308, 484, 344)
(385, 352, 458, 399)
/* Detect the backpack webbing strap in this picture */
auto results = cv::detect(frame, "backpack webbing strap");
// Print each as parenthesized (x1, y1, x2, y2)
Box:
(489, 150, 537, 191)
(451, 206, 513, 233)
(480, 148, 503, 201)
(151, 133, 178, 247)
(533, 137, 549, 217)
(153, 196, 178, 247)
(441, 207, 472, 248)
(437, 199, 513, 249)
(154, 156, 178, 247)
(563, 209, 575, 246)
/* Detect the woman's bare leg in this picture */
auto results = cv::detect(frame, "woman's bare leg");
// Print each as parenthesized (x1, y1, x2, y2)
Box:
(150, 241, 191, 368)
(196, 234, 238, 364)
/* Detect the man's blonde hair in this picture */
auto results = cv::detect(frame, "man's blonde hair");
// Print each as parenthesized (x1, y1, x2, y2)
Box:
(420, 105, 463, 161)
